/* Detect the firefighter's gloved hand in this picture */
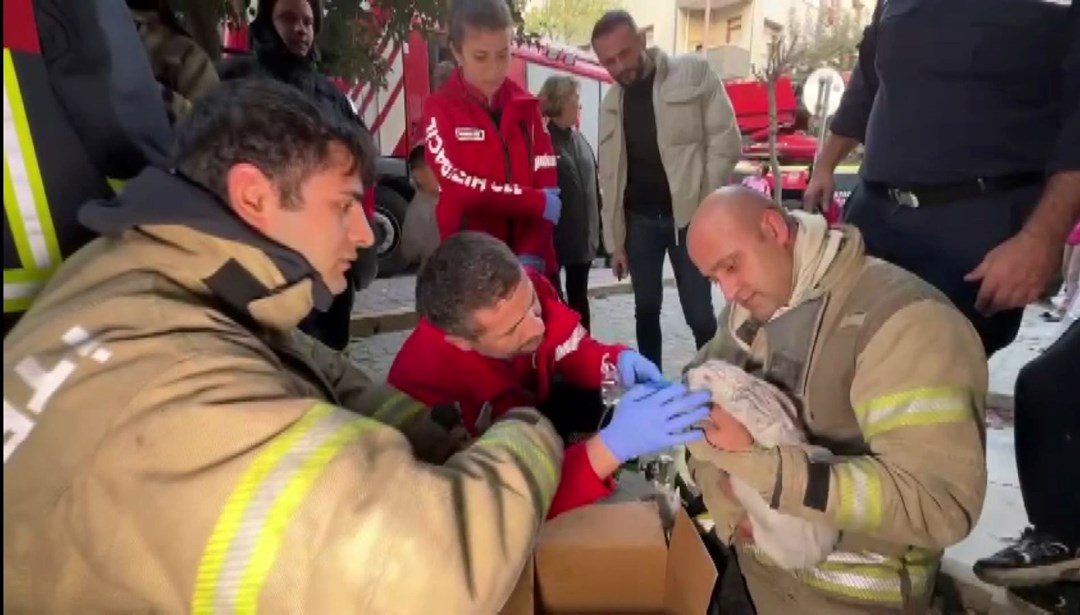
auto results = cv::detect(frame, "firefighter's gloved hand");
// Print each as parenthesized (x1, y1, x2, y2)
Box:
(599, 383, 711, 463)
(617, 350, 665, 387)
(542, 188, 562, 224)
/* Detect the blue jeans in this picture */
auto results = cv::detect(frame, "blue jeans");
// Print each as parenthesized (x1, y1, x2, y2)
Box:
(625, 212, 716, 367)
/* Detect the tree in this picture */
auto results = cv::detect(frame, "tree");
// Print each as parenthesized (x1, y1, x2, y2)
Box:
(170, 0, 530, 86)
(791, 8, 862, 81)
(523, 0, 616, 46)
(752, 32, 804, 207)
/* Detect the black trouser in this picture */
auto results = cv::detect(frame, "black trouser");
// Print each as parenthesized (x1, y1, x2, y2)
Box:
(559, 262, 592, 331)
(625, 212, 717, 367)
(1014, 319, 1080, 547)
(843, 182, 1038, 357)
(538, 379, 607, 442)
(299, 282, 355, 351)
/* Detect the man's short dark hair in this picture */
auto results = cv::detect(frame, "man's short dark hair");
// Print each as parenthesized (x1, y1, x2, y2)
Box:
(173, 78, 375, 208)
(448, 0, 514, 51)
(591, 10, 638, 45)
(415, 232, 523, 338)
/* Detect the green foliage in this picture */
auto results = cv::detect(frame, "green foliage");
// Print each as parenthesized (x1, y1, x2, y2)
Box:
(169, 0, 536, 85)
(523, 0, 617, 46)
(318, 0, 446, 87)
(790, 9, 863, 80)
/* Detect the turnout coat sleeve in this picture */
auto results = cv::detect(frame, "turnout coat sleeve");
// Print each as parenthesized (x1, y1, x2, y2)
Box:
(694, 300, 988, 551)
(422, 97, 547, 220)
(155, 351, 564, 614)
(305, 335, 464, 463)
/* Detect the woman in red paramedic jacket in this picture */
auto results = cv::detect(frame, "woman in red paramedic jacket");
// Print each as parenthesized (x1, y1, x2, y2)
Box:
(388, 232, 712, 518)
(421, 0, 562, 277)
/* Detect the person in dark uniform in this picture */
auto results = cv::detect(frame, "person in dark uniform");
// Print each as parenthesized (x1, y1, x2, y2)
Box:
(802, 1, 1080, 611)
(804, 0, 1079, 358)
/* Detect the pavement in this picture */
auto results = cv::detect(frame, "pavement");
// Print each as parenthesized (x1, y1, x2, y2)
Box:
(347, 263, 1073, 614)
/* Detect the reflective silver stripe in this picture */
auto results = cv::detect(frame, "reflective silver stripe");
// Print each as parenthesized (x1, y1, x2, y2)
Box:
(3, 84, 50, 270)
(748, 546, 938, 605)
(3, 280, 41, 300)
(554, 324, 586, 362)
(193, 404, 374, 614)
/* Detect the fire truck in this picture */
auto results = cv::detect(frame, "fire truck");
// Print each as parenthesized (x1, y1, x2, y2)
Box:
(223, 22, 853, 277)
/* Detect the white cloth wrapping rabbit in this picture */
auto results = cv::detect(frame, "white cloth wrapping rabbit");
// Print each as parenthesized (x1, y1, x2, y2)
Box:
(685, 360, 838, 570)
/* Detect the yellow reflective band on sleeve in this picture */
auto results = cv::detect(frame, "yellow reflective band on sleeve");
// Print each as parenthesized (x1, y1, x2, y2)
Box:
(800, 550, 938, 606)
(475, 421, 559, 514)
(749, 546, 939, 607)
(106, 177, 126, 194)
(835, 457, 883, 531)
(192, 403, 376, 615)
(854, 386, 972, 440)
(371, 390, 424, 428)
(4, 49, 61, 313)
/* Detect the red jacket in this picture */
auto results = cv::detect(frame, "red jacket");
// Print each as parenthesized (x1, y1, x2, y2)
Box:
(421, 69, 559, 274)
(388, 270, 622, 517)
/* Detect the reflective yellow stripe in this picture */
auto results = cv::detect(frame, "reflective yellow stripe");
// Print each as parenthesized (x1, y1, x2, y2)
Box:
(106, 177, 126, 194)
(749, 546, 938, 606)
(801, 555, 937, 605)
(476, 421, 559, 515)
(4, 48, 61, 313)
(854, 386, 972, 439)
(192, 403, 375, 615)
(372, 390, 424, 428)
(835, 457, 883, 531)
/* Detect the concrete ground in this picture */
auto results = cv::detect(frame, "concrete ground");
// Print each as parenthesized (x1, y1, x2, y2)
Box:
(347, 263, 1072, 613)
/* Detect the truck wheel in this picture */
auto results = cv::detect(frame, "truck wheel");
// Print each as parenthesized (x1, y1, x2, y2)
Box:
(373, 184, 410, 278)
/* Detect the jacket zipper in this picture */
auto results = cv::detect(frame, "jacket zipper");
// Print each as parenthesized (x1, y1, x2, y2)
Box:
(485, 110, 515, 246)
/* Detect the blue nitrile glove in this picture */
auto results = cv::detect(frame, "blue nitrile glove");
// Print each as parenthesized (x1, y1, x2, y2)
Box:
(599, 383, 711, 463)
(617, 350, 665, 387)
(542, 188, 562, 224)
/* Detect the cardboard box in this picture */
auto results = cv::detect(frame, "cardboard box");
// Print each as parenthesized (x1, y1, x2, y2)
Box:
(500, 501, 718, 615)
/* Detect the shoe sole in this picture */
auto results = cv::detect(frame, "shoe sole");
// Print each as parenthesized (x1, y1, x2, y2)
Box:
(1005, 590, 1073, 615)
(975, 558, 1080, 587)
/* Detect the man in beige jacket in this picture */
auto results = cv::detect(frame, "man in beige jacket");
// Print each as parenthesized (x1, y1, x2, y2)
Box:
(683, 188, 988, 613)
(3, 78, 561, 614)
(592, 10, 742, 370)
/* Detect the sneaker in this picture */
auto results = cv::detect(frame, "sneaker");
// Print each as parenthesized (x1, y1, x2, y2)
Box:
(974, 527, 1080, 587)
(1007, 582, 1078, 615)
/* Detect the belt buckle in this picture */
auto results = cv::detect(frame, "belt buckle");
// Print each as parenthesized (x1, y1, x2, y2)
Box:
(889, 188, 920, 208)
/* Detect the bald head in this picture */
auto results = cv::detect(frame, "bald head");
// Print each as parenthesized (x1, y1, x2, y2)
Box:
(687, 187, 796, 322)
(689, 186, 783, 245)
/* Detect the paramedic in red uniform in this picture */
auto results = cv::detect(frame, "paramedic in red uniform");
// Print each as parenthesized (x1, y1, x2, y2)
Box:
(421, 0, 563, 281)
(388, 232, 712, 517)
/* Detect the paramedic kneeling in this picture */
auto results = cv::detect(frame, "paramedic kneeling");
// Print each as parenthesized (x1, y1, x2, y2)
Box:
(389, 231, 712, 517)
(683, 187, 989, 614)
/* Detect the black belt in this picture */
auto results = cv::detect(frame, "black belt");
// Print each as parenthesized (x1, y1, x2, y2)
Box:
(864, 172, 1044, 207)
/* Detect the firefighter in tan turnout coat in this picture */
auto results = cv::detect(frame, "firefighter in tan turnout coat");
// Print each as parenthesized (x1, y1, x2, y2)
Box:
(684, 187, 989, 613)
(2, 79, 561, 614)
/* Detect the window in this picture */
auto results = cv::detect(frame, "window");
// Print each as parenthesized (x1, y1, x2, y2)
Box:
(726, 16, 742, 44)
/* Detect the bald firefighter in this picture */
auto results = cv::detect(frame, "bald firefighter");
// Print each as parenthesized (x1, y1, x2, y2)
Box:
(3, 79, 560, 614)
(684, 187, 988, 613)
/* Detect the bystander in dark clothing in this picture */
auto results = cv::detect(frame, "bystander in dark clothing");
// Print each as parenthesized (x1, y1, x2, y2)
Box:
(974, 320, 1080, 611)
(549, 122, 600, 330)
(219, 0, 378, 351)
(831, 0, 1079, 357)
